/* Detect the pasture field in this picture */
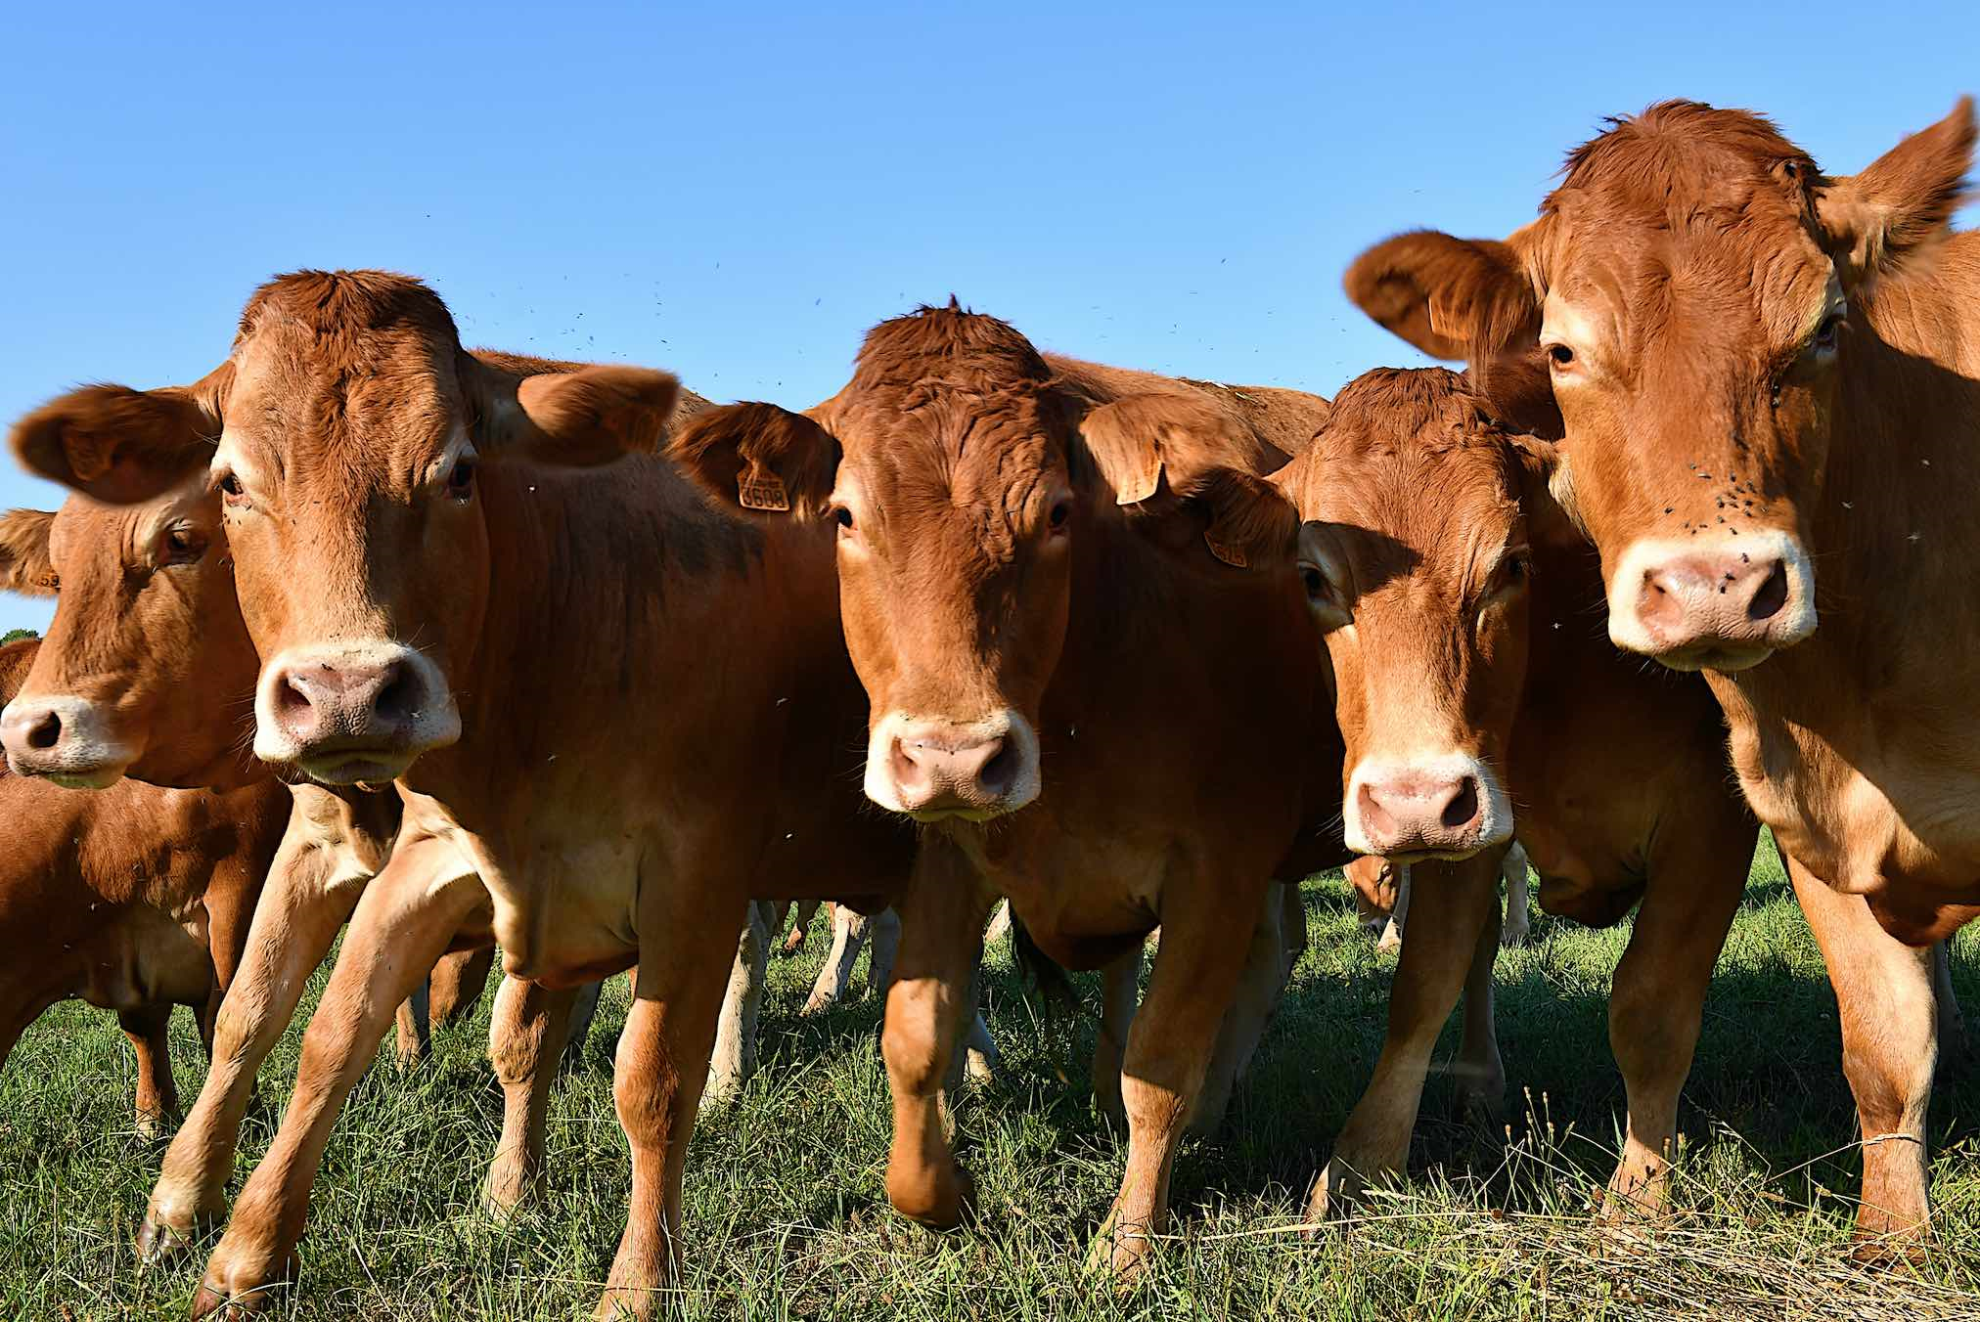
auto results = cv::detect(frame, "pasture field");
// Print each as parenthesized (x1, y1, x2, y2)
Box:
(6, 840, 1980, 1319)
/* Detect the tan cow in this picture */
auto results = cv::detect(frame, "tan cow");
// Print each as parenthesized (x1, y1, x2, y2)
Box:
(1343, 99, 1978, 1250)
(667, 303, 1345, 1277)
(7, 272, 917, 1318)
(1251, 367, 1761, 1220)
(0, 637, 290, 1136)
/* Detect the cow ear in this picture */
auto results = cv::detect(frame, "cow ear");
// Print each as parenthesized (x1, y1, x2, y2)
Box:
(464, 354, 682, 468)
(1345, 223, 1547, 361)
(1078, 394, 1299, 570)
(0, 510, 58, 596)
(1504, 434, 1582, 552)
(1817, 97, 1975, 289)
(665, 401, 839, 520)
(10, 368, 229, 504)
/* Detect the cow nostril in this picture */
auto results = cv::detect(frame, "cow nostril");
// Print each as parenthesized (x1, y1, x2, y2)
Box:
(1747, 559, 1789, 623)
(1442, 778, 1480, 829)
(977, 739, 1016, 796)
(25, 712, 61, 751)
(373, 663, 415, 724)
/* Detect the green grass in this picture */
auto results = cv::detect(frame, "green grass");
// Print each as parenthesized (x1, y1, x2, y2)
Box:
(6, 839, 1980, 1319)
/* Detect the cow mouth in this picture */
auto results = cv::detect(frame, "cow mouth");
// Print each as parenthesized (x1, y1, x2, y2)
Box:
(1647, 642, 1777, 674)
(296, 749, 418, 786)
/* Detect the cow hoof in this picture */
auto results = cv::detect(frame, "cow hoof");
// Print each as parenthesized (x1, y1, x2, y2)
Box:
(1375, 930, 1402, 956)
(482, 1169, 546, 1222)
(1453, 1079, 1507, 1128)
(1083, 1211, 1156, 1284)
(1500, 922, 1530, 949)
(1304, 1159, 1365, 1229)
(965, 1048, 997, 1086)
(135, 1210, 204, 1264)
(133, 1108, 178, 1143)
(190, 1269, 285, 1319)
(887, 1161, 975, 1230)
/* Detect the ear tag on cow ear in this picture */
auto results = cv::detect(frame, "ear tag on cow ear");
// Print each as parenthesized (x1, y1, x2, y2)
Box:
(736, 461, 790, 512)
(1204, 533, 1248, 568)
(1115, 457, 1163, 506)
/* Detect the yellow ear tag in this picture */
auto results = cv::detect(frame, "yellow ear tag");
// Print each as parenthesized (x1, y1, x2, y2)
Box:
(737, 462, 790, 512)
(1114, 457, 1163, 506)
(1204, 534, 1248, 568)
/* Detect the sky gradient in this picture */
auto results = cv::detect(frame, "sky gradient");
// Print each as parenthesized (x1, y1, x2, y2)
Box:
(3, 1, 1975, 635)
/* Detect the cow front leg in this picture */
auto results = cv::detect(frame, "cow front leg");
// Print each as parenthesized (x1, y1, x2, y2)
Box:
(191, 847, 481, 1317)
(139, 823, 367, 1264)
(1192, 883, 1295, 1137)
(1600, 825, 1746, 1218)
(883, 840, 994, 1230)
(483, 977, 580, 1218)
(596, 883, 747, 1320)
(706, 901, 770, 1103)
(1307, 851, 1499, 1223)
(1789, 849, 1936, 1253)
(120, 1004, 180, 1140)
(1087, 876, 1264, 1280)
(803, 903, 870, 1014)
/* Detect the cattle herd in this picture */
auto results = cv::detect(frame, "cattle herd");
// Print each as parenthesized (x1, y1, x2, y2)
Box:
(0, 96, 1975, 1317)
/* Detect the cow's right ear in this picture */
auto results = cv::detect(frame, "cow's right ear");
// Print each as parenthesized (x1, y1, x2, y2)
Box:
(10, 370, 229, 505)
(665, 402, 840, 519)
(0, 509, 58, 596)
(1344, 223, 1548, 361)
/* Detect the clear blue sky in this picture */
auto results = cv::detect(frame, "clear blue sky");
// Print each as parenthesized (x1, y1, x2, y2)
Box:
(3, 2, 1974, 636)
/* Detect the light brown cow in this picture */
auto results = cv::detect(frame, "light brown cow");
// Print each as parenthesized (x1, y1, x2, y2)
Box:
(0, 637, 290, 1137)
(667, 303, 1345, 1276)
(7, 272, 916, 1318)
(0, 483, 601, 1258)
(1255, 367, 1760, 1221)
(1343, 99, 1979, 1250)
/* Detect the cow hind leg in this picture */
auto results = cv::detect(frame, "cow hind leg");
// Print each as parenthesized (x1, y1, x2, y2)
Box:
(865, 907, 902, 997)
(483, 977, 580, 1219)
(190, 854, 481, 1318)
(393, 981, 433, 1070)
(779, 898, 821, 957)
(1091, 946, 1141, 1128)
(1191, 883, 1295, 1138)
(561, 977, 607, 1072)
(1789, 852, 1936, 1254)
(705, 902, 771, 1105)
(1307, 851, 1500, 1224)
(120, 1004, 181, 1140)
(804, 904, 869, 1015)
(1500, 842, 1532, 948)
(1450, 890, 1506, 1124)
(1933, 940, 1968, 1075)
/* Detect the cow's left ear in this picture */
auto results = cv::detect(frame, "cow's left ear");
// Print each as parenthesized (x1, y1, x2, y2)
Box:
(463, 354, 681, 467)
(664, 402, 839, 520)
(1078, 394, 1299, 570)
(0, 509, 58, 596)
(1816, 97, 1975, 289)
(1504, 434, 1582, 552)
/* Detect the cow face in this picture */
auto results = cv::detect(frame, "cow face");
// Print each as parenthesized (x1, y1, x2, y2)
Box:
(0, 483, 259, 789)
(1346, 99, 1974, 672)
(668, 305, 1295, 823)
(1273, 369, 1560, 861)
(10, 272, 680, 786)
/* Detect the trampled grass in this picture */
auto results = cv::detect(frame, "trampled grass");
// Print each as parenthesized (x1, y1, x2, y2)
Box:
(5, 839, 1980, 1319)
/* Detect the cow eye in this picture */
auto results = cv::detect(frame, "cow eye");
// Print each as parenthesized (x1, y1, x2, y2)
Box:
(1300, 565, 1326, 597)
(446, 456, 477, 500)
(1814, 310, 1845, 353)
(1048, 500, 1072, 533)
(217, 472, 248, 508)
(832, 505, 855, 532)
(1546, 343, 1576, 369)
(161, 525, 208, 567)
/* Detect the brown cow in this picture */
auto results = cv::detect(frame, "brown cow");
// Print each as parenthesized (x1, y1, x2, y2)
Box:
(1343, 99, 1979, 1249)
(6, 271, 917, 1318)
(1256, 367, 1760, 1220)
(666, 303, 1345, 1276)
(1347, 842, 1532, 951)
(0, 637, 290, 1138)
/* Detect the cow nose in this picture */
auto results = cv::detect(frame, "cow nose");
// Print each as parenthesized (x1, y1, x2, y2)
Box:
(0, 696, 135, 787)
(889, 733, 1017, 815)
(1355, 771, 1485, 857)
(269, 657, 419, 748)
(1615, 534, 1814, 668)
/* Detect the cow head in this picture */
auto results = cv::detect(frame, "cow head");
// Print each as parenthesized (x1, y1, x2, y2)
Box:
(9, 272, 680, 786)
(1347, 99, 1975, 672)
(0, 482, 260, 789)
(1271, 368, 1566, 861)
(669, 304, 1294, 822)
